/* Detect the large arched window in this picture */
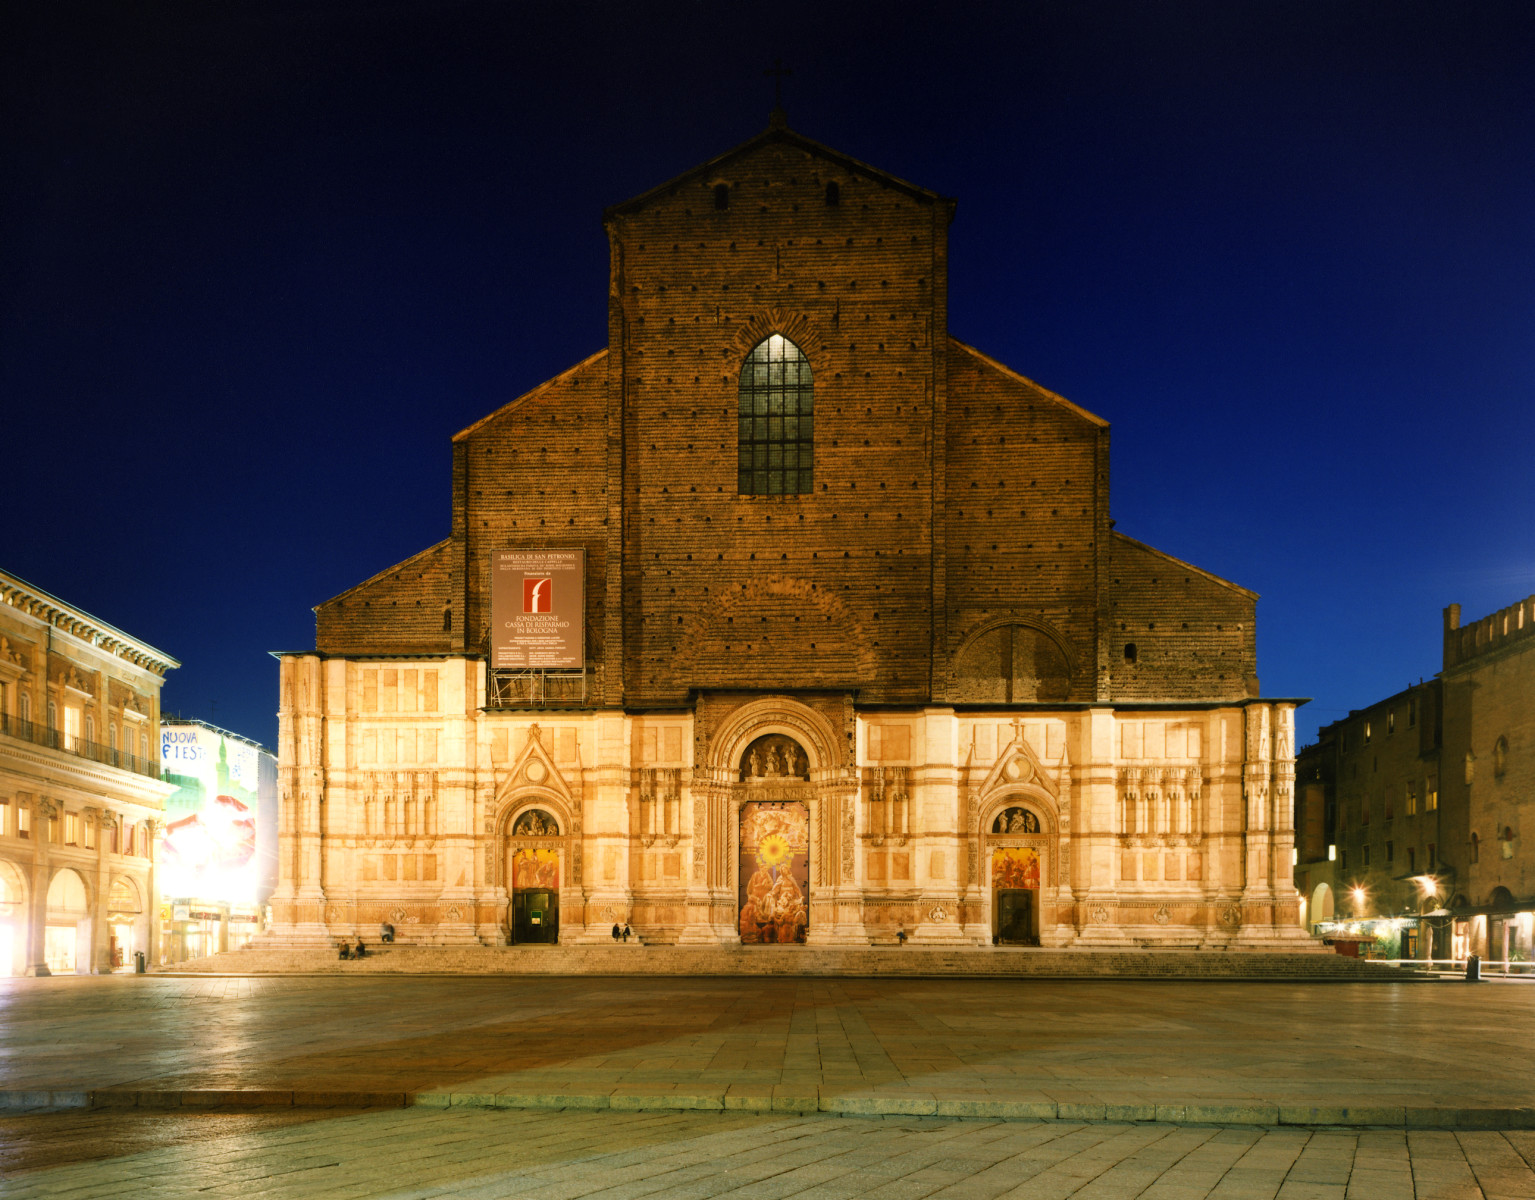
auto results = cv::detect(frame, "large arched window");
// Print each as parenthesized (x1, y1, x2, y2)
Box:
(738, 334, 813, 495)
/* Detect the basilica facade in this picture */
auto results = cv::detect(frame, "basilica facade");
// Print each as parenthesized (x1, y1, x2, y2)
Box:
(270, 117, 1306, 950)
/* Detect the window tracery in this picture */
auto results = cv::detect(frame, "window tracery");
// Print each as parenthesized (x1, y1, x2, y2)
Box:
(738, 334, 813, 495)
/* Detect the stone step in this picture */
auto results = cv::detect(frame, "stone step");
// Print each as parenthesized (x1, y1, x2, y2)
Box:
(169, 943, 1421, 981)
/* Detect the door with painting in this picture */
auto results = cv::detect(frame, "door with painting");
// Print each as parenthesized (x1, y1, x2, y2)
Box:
(507, 807, 561, 944)
(990, 805, 1042, 946)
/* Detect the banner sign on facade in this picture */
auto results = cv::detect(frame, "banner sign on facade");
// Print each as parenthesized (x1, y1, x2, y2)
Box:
(159, 724, 278, 907)
(490, 549, 585, 669)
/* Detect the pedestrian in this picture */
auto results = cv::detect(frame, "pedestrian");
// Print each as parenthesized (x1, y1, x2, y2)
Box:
(622, 923, 632, 943)
(611, 923, 621, 941)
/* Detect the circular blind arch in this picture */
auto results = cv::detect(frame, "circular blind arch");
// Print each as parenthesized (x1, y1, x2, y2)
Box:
(738, 334, 813, 495)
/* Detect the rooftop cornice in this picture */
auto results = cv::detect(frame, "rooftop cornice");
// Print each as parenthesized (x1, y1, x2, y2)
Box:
(0, 569, 180, 676)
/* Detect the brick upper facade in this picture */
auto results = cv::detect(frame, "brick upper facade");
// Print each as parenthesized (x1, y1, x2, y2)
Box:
(314, 120, 1258, 711)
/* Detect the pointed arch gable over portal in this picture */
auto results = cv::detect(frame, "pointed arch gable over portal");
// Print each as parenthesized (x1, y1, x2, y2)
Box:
(489, 724, 583, 943)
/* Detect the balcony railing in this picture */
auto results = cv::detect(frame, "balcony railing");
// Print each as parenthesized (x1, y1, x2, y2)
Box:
(0, 712, 161, 779)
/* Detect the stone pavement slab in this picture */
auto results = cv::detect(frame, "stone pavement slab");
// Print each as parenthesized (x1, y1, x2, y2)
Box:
(6, 1110, 1535, 1200)
(2, 975, 1533, 1128)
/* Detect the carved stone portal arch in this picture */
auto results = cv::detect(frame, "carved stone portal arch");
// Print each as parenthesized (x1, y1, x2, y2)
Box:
(689, 696, 859, 945)
(703, 695, 845, 784)
(974, 784, 1066, 948)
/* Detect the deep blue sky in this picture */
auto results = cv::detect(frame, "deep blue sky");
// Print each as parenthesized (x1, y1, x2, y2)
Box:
(4, 1, 1532, 752)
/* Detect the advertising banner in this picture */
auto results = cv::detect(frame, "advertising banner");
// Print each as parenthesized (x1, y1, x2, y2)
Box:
(490, 548, 585, 669)
(159, 725, 277, 906)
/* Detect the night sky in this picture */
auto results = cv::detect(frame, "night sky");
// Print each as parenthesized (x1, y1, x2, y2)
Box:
(4, 1, 1532, 752)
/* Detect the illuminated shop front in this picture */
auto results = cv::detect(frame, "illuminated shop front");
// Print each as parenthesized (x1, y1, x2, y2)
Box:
(157, 721, 276, 965)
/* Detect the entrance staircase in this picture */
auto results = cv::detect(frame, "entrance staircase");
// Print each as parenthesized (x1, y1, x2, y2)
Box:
(170, 943, 1421, 980)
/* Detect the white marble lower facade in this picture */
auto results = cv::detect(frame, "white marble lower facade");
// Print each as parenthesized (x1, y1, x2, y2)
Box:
(267, 655, 1308, 950)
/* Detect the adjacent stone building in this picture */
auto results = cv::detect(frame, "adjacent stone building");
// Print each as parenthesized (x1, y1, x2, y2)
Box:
(270, 117, 1306, 950)
(0, 569, 178, 974)
(1295, 594, 1535, 966)
(1442, 596, 1535, 963)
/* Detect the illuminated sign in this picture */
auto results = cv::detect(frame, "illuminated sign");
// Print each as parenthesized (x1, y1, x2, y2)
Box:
(490, 549, 585, 669)
(159, 724, 276, 906)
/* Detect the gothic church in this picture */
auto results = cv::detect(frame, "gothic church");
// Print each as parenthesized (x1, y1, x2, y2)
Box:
(270, 116, 1305, 949)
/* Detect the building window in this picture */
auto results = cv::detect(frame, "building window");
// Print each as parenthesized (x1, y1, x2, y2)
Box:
(1493, 735, 1508, 778)
(825, 181, 840, 206)
(1385, 792, 1394, 822)
(1123, 643, 1138, 664)
(1406, 785, 1417, 817)
(1427, 841, 1436, 866)
(1363, 844, 1370, 867)
(1407, 846, 1415, 872)
(1385, 840, 1394, 864)
(18, 805, 30, 839)
(1426, 780, 1438, 811)
(65, 812, 80, 845)
(738, 333, 813, 495)
(1387, 710, 1395, 735)
(1340, 849, 1347, 870)
(1470, 832, 1479, 864)
(713, 182, 730, 210)
(19, 692, 30, 722)
(1364, 720, 1372, 744)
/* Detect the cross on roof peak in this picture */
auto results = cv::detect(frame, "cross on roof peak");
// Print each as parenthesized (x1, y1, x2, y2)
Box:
(765, 59, 792, 126)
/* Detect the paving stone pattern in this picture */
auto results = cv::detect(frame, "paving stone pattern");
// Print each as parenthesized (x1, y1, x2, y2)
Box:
(2, 976, 1533, 1127)
(6, 1108, 1535, 1200)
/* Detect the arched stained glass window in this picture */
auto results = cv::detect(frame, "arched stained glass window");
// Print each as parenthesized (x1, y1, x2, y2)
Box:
(738, 334, 813, 495)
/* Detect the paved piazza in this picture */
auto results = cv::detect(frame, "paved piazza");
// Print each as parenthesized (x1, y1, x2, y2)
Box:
(6, 1108, 1535, 1200)
(2, 975, 1533, 1120)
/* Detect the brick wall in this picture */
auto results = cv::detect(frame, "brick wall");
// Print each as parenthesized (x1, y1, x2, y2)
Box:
(316, 540, 454, 655)
(1105, 534, 1256, 702)
(456, 351, 611, 669)
(602, 134, 949, 706)
(944, 341, 1106, 702)
(314, 123, 1266, 715)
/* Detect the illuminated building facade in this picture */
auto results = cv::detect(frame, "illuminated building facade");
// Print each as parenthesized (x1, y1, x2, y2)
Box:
(1296, 594, 1535, 967)
(269, 119, 1307, 951)
(0, 568, 177, 975)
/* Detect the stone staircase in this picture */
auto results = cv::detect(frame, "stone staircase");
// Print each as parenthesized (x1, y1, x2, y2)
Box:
(170, 943, 1421, 980)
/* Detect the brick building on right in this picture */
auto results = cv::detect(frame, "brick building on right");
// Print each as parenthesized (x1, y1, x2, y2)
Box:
(1296, 594, 1535, 966)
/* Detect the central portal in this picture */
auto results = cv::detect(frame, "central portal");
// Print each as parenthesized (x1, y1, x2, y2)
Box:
(738, 800, 809, 944)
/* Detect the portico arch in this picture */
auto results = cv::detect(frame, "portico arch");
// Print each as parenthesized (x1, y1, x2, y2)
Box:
(1309, 882, 1334, 931)
(0, 860, 27, 977)
(45, 867, 92, 975)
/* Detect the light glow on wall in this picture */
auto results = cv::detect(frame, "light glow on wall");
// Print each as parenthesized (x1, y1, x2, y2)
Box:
(159, 725, 271, 905)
